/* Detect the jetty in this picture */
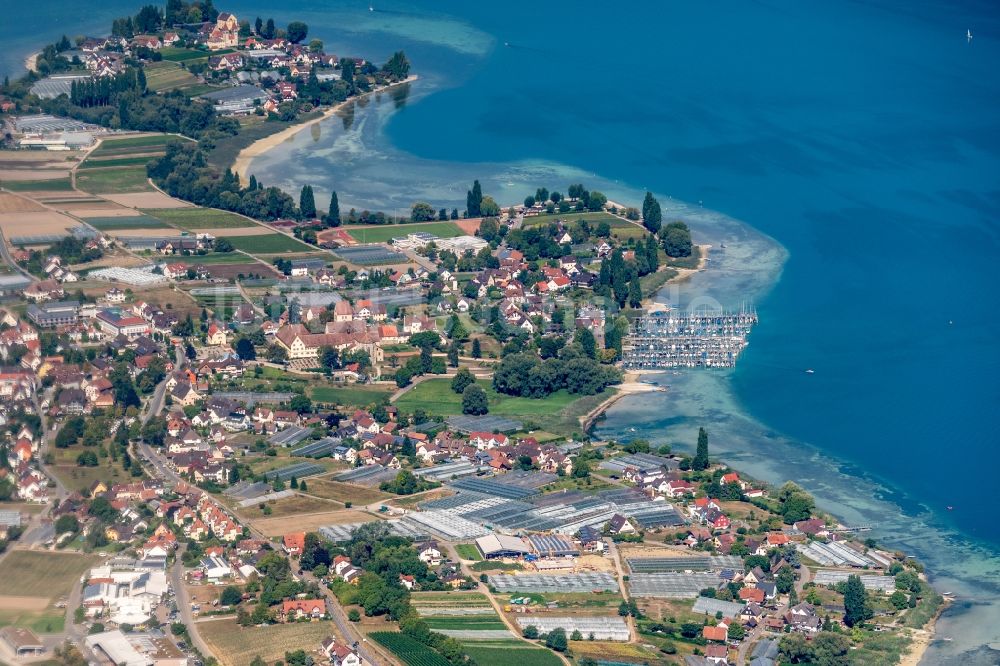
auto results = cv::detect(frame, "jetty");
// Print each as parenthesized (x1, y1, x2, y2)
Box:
(622, 308, 758, 369)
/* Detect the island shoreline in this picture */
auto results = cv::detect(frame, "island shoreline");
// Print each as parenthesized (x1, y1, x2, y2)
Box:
(231, 74, 418, 186)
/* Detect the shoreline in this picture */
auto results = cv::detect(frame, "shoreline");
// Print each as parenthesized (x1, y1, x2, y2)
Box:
(231, 75, 418, 186)
(23, 51, 38, 73)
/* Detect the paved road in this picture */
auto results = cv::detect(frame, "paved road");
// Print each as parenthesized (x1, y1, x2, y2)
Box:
(300, 569, 398, 666)
(171, 544, 214, 658)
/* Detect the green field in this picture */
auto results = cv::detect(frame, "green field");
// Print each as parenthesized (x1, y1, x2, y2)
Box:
(522, 211, 623, 227)
(346, 221, 464, 244)
(424, 616, 507, 631)
(142, 207, 258, 229)
(310, 384, 394, 406)
(144, 61, 200, 92)
(0, 608, 66, 634)
(79, 156, 158, 169)
(461, 642, 562, 666)
(370, 632, 450, 666)
(455, 544, 483, 561)
(85, 215, 172, 229)
(172, 252, 261, 265)
(1, 178, 74, 191)
(226, 233, 314, 254)
(394, 378, 580, 418)
(0, 551, 99, 599)
(91, 134, 185, 155)
(76, 167, 153, 193)
(160, 47, 226, 62)
(470, 561, 523, 572)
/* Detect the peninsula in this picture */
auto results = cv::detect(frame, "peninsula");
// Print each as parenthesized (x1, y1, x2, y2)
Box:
(0, 3, 944, 666)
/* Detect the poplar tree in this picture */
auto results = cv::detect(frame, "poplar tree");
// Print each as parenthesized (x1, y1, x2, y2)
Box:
(325, 191, 340, 226)
(299, 185, 316, 219)
(642, 191, 662, 233)
(693, 427, 710, 471)
(466, 180, 483, 217)
(628, 275, 642, 308)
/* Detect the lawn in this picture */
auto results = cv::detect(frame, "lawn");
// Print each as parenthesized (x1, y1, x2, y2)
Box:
(455, 544, 483, 561)
(84, 215, 172, 230)
(522, 211, 623, 227)
(568, 640, 664, 663)
(76, 167, 153, 193)
(0, 178, 74, 191)
(199, 618, 334, 666)
(310, 384, 394, 406)
(462, 642, 562, 666)
(0, 608, 66, 634)
(0, 551, 98, 600)
(172, 252, 260, 264)
(370, 632, 450, 666)
(346, 221, 464, 244)
(227, 233, 314, 254)
(237, 493, 340, 520)
(160, 47, 226, 62)
(142, 207, 258, 229)
(470, 561, 522, 572)
(393, 378, 580, 418)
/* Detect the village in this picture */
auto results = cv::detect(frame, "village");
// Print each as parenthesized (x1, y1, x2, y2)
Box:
(0, 4, 944, 666)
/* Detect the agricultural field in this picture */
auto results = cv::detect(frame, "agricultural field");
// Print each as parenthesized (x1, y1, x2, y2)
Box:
(370, 632, 450, 666)
(76, 167, 154, 194)
(236, 493, 341, 520)
(226, 233, 314, 253)
(143, 61, 200, 92)
(304, 478, 390, 505)
(346, 221, 464, 244)
(423, 616, 507, 631)
(199, 618, 334, 666)
(461, 641, 562, 666)
(0, 551, 98, 600)
(454, 544, 483, 561)
(142, 207, 258, 229)
(568, 640, 666, 664)
(393, 378, 580, 418)
(91, 134, 187, 156)
(84, 215, 172, 230)
(79, 156, 158, 169)
(0, 178, 74, 191)
(0, 607, 66, 634)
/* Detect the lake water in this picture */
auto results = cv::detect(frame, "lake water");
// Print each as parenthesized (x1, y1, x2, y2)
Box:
(5, 1, 1000, 662)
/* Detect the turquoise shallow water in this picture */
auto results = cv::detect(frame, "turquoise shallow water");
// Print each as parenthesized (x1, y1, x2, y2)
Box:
(5, 1, 1000, 662)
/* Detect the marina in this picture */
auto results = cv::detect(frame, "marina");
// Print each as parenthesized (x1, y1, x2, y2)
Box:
(622, 308, 758, 369)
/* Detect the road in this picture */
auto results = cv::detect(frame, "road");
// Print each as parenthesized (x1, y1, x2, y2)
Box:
(299, 569, 399, 666)
(171, 544, 214, 658)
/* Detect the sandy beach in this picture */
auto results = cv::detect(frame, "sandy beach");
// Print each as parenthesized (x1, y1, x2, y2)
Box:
(23, 51, 39, 72)
(232, 75, 418, 186)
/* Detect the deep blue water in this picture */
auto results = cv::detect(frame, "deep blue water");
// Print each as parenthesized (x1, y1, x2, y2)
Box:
(5, 0, 1000, 661)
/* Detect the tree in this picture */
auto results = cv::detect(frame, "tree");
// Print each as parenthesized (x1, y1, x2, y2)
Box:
(286, 21, 308, 43)
(451, 367, 475, 394)
(466, 179, 483, 217)
(843, 575, 873, 627)
(290, 394, 312, 414)
(325, 191, 340, 226)
(480, 196, 500, 217)
(471, 338, 482, 358)
(410, 202, 435, 221)
(642, 191, 662, 233)
(263, 18, 276, 39)
(219, 585, 242, 606)
(462, 384, 488, 415)
(235, 337, 256, 361)
(776, 566, 795, 594)
(812, 632, 850, 666)
(890, 590, 909, 610)
(308, 38, 324, 52)
(319, 345, 340, 371)
(692, 427, 710, 471)
(55, 515, 79, 534)
(348, 608, 361, 622)
(545, 628, 568, 652)
(777, 482, 815, 524)
(522, 625, 539, 639)
(661, 221, 693, 257)
(299, 185, 316, 218)
(382, 51, 410, 80)
(628, 274, 642, 308)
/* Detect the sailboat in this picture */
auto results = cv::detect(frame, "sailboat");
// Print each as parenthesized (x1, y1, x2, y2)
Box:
(968, 29, 973, 43)
(805, 369, 815, 374)
(369, 3, 374, 11)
